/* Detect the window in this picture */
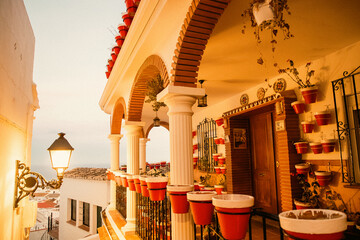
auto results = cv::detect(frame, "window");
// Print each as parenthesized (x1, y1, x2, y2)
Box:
(70, 199, 76, 221)
(83, 202, 90, 227)
(97, 206, 102, 230)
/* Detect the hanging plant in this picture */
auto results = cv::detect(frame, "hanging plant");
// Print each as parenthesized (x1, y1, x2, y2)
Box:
(145, 74, 166, 112)
(278, 60, 315, 88)
(241, 0, 293, 64)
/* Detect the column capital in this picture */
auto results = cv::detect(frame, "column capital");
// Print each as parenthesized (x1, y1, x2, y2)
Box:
(139, 138, 150, 143)
(157, 85, 205, 101)
(108, 134, 123, 142)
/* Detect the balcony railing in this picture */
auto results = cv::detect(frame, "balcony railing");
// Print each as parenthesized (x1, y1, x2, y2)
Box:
(135, 192, 171, 240)
(116, 185, 127, 219)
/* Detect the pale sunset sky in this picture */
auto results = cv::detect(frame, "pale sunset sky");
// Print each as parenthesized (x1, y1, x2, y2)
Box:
(24, 0, 170, 179)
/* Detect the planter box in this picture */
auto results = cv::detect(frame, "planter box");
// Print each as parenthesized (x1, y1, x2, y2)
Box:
(214, 185, 224, 195)
(167, 185, 194, 214)
(187, 191, 216, 225)
(301, 121, 315, 133)
(300, 86, 318, 104)
(279, 209, 347, 240)
(294, 142, 308, 154)
(315, 171, 332, 187)
(295, 163, 310, 175)
(321, 139, 336, 153)
(310, 142, 322, 154)
(146, 176, 168, 201)
(291, 101, 306, 114)
(314, 111, 331, 126)
(213, 194, 254, 240)
(139, 176, 149, 197)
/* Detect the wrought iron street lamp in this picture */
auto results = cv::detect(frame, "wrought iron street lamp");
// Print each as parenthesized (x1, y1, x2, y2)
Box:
(197, 79, 208, 107)
(14, 132, 74, 208)
(153, 111, 161, 127)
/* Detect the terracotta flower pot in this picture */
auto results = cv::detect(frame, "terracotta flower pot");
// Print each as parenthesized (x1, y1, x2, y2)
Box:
(213, 153, 220, 161)
(294, 142, 308, 154)
(193, 162, 196, 169)
(220, 138, 225, 144)
(118, 24, 129, 38)
(218, 157, 225, 165)
(193, 156, 198, 163)
(291, 101, 306, 114)
(295, 163, 310, 175)
(193, 144, 198, 151)
(127, 175, 136, 191)
(133, 175, 141, 193)
(220, 167, 226, 174)
(214, 185, 224, 195)
(314, 111, 331, 126)
(194, 183, 200, 191)
(204, 187, 215, 192)
(214, 138, 221, 144)
(300, 86, 318, 104)
(216, 118, 224, 126)
(160, 161, 166, 167)
(127, 6, 137, 17)
(294, 199, 313, 210)
(301, 121, 315, 133)
(106, 64, 112, 72)
(122, 12, 133, 27)
(310, 142, 322, 154)
(114, 175, 122, 186)
(321, 139, 336, 153)
(213, 194, 254, 240)
(106, 170, 111, 180)
(121, 166, 127, 171)
(253, 1, 274, 26)
(125, 0, 136, 9)
(279, 209, 347, 240)
(108, 59, 114, 68)
(155, 163, 160, 169)
(146, 176, 168, 201)
(198, 184, 205, 191)
(105, 71, 110, 79)
(139, 176, 149, 197)
(120, 173, 129, 187)
(214, 167, 221, 174)
(134, 0, 141, 7)
(315, 171, 332, 187)
(111, 52, 117, 62)
(115, 35, 125, 47)
(187, 191, 216, 225)
(112, 46, 120, 55)
(192, 130, 196, 138)
(167, 185, 193, 214)
(149, 164, 154, 170)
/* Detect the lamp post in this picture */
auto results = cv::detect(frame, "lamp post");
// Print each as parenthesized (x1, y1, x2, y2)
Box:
(14, 132, 74, 208)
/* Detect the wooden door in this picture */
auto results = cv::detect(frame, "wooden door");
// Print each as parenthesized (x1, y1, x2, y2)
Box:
(250, 112, 278, 214)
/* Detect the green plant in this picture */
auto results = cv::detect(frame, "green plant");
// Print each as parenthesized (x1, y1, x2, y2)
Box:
(278, 60, 315, 88)
(145, 74, 166, 112)
(218, 174, 226, 185)
(200, 173, 212, 187)
(146, 168, 168, 177)
(296, 173, 320, 207)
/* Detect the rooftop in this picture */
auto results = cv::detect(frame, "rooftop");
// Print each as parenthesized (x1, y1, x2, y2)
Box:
(64, 167, 108, 181)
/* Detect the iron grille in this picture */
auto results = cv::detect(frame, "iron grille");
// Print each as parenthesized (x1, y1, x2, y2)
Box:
(197, 118, 218, 172)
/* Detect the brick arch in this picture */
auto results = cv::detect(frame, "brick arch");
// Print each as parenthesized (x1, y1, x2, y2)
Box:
(171, 0, 231, 87)
(127, 55, 170, 121)
(111, 97, 126, 134)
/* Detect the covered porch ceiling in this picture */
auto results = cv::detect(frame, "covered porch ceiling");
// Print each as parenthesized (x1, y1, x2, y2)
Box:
(142, 0, 360, 123)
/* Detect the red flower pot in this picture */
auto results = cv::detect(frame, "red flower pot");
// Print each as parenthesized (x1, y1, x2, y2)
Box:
(194, 183, 200, 191)
(220, 167, 226, 174)
(198, 184, 205, 191)
(214, 138, 221, 144)
(121, 166, 127, 171)
(291, 101, 306, 114)
(167, 185, 193, 214)
(127, 6, 137, 17)
(108, 59, 114, 68)
(127, 175, 136, 191)
(111, 52, 117, 62)
(112, 46, 120, 55)
(220, 138, 225, 144)
(125, 0, 136, 9)
(187, 191, 216, 225)
(300, 86, 318, 104)
(106, 170, 111, 180)
(279, 209, 347, 240)
(216, 118, 224, 126)
(105, 71, 110, 79)
(321, 139, 336, 153)
(214, 167, 221, 174)
(118, 24, 129, 38)
(213, 194, 254, 240)
(106, 64, 112, 72)
(193, 144, 198, 151)
(115, 176, 122, 186)
(139, 176, 149, 197)
(213, 153, 220, 161)
(301, 121, 315, 133)
(214, 185, 224, 195)
(218, 157, 225, 165)
(133, 175, 141, 193)
(122, 12, 133, 27)
(315, 171, 332, 187)
(294, 200, 313, 210)
(155, 163, 160, 169)
(146, 176, 168, 201)
(295, 163, 310, 175)
(115, 35, 125, 47)
(294, 142, 308, 154)
(193, 157, 198, 163)
(192, 130, 196, 138)
(121, 174, 129, 187)
(193, 162, 197, 169)
(134, 0, 141, 7)
(314, 111, 331, 126)
(310, 142, 322, 154)
(204, 187, 215, 192)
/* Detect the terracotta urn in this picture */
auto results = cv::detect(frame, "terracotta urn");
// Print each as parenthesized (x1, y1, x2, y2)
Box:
(301, 121, 315, 133)
(315, 171, 332, 187)
(279, 209, 347, 240)
(167, 185, 193, 214)
(300, 86, 318, 104)
(295, 163, 310, 175)
(212, 194, 254, 240)
(187, 191, 216, 225)
(314, 111, 331, 126)
(294, 142, 308, 154)
(321, 139, 336, 153)
(146, 176, 168, 201)
(214, 185, 224, 195)
(291, 101, 306, 114)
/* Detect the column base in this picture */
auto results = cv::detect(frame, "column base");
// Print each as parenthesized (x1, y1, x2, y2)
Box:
(122, 218, 136, 235)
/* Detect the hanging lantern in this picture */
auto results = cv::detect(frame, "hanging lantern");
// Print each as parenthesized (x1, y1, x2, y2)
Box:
(153, 111, 160, 127)
(198, 79, 208, 107)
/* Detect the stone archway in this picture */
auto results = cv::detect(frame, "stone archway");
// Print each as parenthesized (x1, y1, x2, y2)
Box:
(127, 55, 170, 121)
(111, 98, 126, 134)
(145, 121, 169, 138)
(171, 0, 231, 88)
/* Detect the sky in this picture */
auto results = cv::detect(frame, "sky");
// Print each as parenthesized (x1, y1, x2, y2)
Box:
(24, 0, 170, 179)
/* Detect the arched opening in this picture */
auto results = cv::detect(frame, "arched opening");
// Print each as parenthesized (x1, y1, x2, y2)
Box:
(146, 126, 170, 164)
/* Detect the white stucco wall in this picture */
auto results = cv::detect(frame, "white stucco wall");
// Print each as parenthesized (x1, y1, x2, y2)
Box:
(0, 0, 38, 239)
(59, 178, 110, 240)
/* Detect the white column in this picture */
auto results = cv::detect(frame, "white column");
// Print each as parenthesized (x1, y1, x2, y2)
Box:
(122, 122, 144, 235)
(158, 85, 205, 240)
(139, 138, 150, 173)
(108, 134, 123, 209)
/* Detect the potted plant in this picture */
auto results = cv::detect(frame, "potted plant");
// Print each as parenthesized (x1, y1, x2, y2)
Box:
(112, 46, 120, 55)
(194, 181, 200, 191)
(279, 60, 317, 104)
(214, 166, 221, 174)
(295, 163, 310, 175)
(118, 23, 129, 38)
(115, 35, 124, 47)
(145, 168, 169, 201)
(167, 185, 194, 214)
(293, 173, 320, 209)
(214, 175, 226, 195)
(139, 175, 149, 197)
(122, 12, 133, 27)
(127, 175, 136, 191)
(218, 156, 226, 165)
(213, 153, 221, 161)
(111, 52, 117, 62)
(133, 175, 141, 193)
(187, 191, 217, 225)
(315, 171, 332, 187)
(214, 138, 221, 145)
(212, 194, 254, 240)
(220, 166, 226, 174)
(120, 173, 129, 187)
(192, 130, 196, 138)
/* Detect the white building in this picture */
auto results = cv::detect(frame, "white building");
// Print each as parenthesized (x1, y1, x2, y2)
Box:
(59, 168, 110, 240)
